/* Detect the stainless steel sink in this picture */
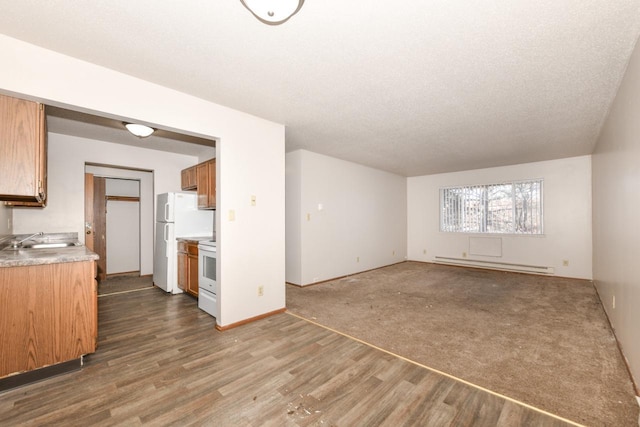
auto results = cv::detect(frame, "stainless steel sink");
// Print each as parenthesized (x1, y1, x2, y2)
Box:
(20, 242, 80, 249)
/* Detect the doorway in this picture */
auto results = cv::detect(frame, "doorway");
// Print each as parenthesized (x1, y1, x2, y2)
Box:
(84, 164, 154, 289)
(105, 178, 141, 276)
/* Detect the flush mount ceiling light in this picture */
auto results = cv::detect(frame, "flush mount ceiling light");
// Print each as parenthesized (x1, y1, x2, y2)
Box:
(240, 0, 304, 25)
(124, 123, 155, 138)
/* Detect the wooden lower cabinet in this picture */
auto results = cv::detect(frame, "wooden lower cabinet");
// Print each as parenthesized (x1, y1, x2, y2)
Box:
(0, 260, 97, 379)
(187, 250, 199, 297)
(177, 240, 199, 297)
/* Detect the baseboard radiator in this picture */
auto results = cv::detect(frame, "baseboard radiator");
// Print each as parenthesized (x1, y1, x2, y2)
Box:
(433, 256, 555, 275)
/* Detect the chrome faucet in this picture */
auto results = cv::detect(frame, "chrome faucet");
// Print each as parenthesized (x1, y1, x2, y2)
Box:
(9, 232, 44, 249)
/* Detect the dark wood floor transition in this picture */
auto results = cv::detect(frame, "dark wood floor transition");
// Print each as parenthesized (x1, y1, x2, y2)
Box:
(0, 287, 575, 426)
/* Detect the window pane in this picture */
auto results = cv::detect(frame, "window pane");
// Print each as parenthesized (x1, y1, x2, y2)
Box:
(440, 180, 542, 235)
(514, 181, 542, 234)
(486, 184, 513, 233)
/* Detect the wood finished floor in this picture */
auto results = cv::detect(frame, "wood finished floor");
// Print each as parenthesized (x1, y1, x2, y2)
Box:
(0, 288, 574, 426)
(98, 274, 154, 296)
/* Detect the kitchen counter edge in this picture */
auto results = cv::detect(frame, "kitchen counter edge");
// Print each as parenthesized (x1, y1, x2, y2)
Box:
(0, 246, 99, 268)
(176, 236, 215, 243)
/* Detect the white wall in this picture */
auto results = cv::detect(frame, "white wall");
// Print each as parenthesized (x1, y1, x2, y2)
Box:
(592, 36, 640, 388)
(286, 150, 407, 286)
(105, 178, 140, 275)
(106, 200, 140, 274)
(0, 34, 285, 328)
(407, 156, 593, 279)
(285, 150, 302, 283)
(106, 178, 140, 197)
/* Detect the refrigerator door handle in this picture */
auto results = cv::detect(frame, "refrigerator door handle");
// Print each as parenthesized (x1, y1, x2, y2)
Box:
(164, 202, 171, 222)
(164, 224, 170, 256)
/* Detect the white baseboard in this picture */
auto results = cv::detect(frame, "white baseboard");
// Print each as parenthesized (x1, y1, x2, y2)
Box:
(433, 256, 555, 275)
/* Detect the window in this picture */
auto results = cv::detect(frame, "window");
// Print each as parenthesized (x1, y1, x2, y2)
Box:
(440, 180, 543, 234)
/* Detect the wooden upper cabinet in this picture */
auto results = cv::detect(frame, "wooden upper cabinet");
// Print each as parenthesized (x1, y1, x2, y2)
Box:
(206, 159, 216, 209)
(196, 162, 208, 208)
(197, 159, 216, 210)
(0, 94, 47, 206)
(181, 158, 216, 209)
(181, 166, 197, 191)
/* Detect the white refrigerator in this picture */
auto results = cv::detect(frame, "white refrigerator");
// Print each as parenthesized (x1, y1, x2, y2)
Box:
(153, 192, 213, 294)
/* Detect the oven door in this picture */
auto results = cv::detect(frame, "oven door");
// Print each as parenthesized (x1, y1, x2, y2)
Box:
(198, 246, 217, 318)
(198, 246, 217, 294)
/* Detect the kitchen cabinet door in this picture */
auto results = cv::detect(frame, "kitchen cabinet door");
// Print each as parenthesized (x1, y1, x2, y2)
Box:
(177, 241, 199, 297)
(186, 252, 199, 297)
(181, 166, 197, 191)
(207, 159, 216, 209)
(196, 159, 216, 210)
(0, 94, 47, 206)
(196, 162, 208, 209)
(0, 260, 96, 379)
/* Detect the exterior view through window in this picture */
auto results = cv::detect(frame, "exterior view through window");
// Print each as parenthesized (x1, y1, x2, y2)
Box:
(440, 180, 543, 234)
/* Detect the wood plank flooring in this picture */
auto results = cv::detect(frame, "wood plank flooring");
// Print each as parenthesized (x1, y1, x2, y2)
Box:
(98, 274, 154, 296)
(0, 288, 575, 426)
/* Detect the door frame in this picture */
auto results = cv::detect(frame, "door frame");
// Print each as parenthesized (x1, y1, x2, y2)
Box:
(85, 163, 154, 278)
(85, 173, 107, 282)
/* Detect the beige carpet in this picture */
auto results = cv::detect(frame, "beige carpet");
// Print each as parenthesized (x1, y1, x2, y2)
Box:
(286, 262, 639, 426)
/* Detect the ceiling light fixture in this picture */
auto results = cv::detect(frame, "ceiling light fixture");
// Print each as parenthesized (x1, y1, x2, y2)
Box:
(124, 123, 155, 138)
(240, 0, 304, 25)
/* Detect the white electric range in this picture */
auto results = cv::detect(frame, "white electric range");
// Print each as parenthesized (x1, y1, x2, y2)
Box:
(197, 240, 217, 318)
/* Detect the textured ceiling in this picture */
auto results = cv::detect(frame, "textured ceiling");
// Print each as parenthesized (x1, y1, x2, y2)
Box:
(46, 106, 216, 159)
(0, 1, 639, 176)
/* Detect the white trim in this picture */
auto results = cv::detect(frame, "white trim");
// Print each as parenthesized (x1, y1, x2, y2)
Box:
(434, 256, 555, 275)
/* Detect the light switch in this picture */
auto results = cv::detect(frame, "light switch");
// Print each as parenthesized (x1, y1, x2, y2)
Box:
(306, 213, 311, 221)
(229, 210, 236, 221)
(317, 203, 323, 211)
(251, 195, 256, 206)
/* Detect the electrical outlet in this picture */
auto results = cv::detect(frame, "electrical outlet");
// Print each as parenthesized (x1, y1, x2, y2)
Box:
(392, 250, 395, 256)
(251, 195, 256, 206)
(306, 213, 310, 221)
(423, 249, 427, 255)
(462, 252, 467, 258)
(612, 295, 616, 309)
(228, 210, 236, 221)
(258, 285, 264, 297)
(357, 256, 360, 263)
(562, 260, 569, 267)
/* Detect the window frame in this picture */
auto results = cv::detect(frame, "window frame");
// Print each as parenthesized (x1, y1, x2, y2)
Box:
(439, 179, 544, 236)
